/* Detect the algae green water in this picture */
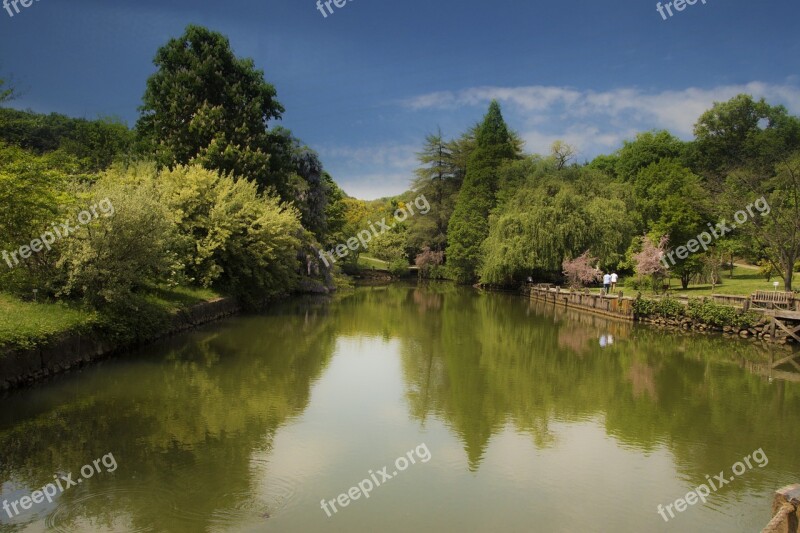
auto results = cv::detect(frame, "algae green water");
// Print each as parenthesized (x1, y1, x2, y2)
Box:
(1, 284, 799, 532)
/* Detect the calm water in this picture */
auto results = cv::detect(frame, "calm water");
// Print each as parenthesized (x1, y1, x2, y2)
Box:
(1, 284, 799, 532)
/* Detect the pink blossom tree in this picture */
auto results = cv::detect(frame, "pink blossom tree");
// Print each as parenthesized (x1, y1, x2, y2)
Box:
(632, 235, 670, 293)
(562, 251, 602, 289)
(415, 246, 445, 279)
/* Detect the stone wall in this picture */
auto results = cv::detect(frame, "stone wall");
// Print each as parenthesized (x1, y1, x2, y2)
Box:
(0, 297, 241, 391)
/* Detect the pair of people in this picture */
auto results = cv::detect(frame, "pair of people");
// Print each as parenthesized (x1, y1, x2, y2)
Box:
(602, 272, 618, 294)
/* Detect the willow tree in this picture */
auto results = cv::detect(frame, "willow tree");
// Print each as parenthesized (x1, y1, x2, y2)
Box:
(446, 101, 517, 283)
(479, 176, 633, 285)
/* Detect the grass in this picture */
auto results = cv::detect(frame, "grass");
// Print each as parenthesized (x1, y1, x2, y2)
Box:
(357, 255, 389, 270)
(0, 293, 96, 350)
(0, 284, 223, 351)
(663, 266, 799, 297)
(586, 266, 799, 297)
(142, 284, 223, 312)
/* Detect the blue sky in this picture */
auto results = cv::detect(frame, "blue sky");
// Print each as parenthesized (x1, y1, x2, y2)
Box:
(1, 0, 799, 199)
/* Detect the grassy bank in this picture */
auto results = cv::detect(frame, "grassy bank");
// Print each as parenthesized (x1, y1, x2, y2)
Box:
(586, 266, 799, 297)
(0, 285, 222, 352)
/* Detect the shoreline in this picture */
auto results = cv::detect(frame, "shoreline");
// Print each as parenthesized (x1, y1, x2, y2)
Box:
(0, 297, 241, 393)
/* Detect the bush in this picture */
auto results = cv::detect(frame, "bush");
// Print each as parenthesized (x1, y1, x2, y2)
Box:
(389, 258, 410, 277)
(633, 295, 684, 319)
(624, 276, 652, 292)
(687, 299, 758, 329)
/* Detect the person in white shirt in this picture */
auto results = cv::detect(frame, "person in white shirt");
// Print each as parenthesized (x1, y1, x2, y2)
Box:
(610, 272, 619, 292)
(603, 273, 611, 293)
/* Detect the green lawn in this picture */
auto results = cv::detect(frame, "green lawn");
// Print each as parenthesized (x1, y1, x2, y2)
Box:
(143, 284, 223, 312)
(587, 266, 799, 297)
(663, 266, 798, 297)
(357, 255, 389, 270)
(0, 293, 97, 350)
(0, 284, 223, 351)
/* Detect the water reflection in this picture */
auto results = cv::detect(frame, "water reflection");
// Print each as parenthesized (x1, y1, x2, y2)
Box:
(0, 285, 798, 532)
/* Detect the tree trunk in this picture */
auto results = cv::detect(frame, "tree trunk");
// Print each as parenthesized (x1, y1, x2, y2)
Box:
(681, 272, 690, 290)
(785, 269, 793, 292)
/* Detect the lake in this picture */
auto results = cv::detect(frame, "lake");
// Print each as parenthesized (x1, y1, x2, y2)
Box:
(1, 284, 799, 532)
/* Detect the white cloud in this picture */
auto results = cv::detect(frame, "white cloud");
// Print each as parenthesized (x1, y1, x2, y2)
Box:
(403, 81, 800, 158)
(324, 81, 800, 199)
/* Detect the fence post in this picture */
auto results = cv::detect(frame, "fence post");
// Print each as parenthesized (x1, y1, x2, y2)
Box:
(764, 484, 800, 533)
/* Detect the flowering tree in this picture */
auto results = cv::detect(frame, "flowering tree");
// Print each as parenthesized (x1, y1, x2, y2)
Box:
(415, 246, 445, 279)
(632, 235, 669, 293)
(562, 251, 601, 288)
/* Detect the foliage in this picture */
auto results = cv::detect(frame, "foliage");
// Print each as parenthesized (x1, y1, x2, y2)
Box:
(152, 164, 305, 303)
(686, 299, 759, 329)
(389, 258, 410, 277)
(480, 173, 634, 285)
(56, 174, 180, 308)
(137, 25, 284, 191)
(759, 259, 779, 282)
(369, 228, 407, 263)
(614, 130, 687, 183)
(408, 129, 460, 252)
(632, 235, 669, 291)
(446, 100, 518, 283)
(632, 295, 684, 319)
(562, 251, 601, 288)
(415, 246, 445, 279)
(0, 77, 14, 103)
(693, 94, 800, 180)
(0, 108, 133, 172)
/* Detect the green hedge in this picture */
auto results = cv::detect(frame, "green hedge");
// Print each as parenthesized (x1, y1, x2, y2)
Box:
(633, 296, 758, 329)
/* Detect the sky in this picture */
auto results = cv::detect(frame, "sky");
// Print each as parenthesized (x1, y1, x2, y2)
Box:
(1, 0, 799, 199)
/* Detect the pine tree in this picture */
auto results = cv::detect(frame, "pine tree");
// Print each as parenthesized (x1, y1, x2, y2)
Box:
(445, 101, 516, 282)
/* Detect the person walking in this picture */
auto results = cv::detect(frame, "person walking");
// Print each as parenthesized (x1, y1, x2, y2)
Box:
(610, 272, 618, 292)
(602, 272, 611, 294)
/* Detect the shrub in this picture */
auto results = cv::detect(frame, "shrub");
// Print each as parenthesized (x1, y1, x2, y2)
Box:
(687, 299, 758, 329)
(389, 258, 410, 277)
(624, 276, 653, 292)
(633, 295, 684, 319)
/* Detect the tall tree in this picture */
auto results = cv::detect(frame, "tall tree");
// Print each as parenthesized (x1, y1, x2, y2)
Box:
(410, 128, 458, 252)
(446, 101, 517, 282)
(693, 94, 800, 183)
(137, 25, 285, 192)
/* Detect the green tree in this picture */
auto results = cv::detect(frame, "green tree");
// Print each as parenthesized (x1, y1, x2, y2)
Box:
(409, 129, 459, 252)
(693, 94, 800, 182)
(726, 153, 800, 291)
(137, 25, 285, 192)
(615, 130, 687, 183)
(639, 159, 710, 289)
(446, 101, 517, 282)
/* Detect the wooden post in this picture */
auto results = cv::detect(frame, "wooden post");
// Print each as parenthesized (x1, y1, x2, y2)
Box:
(764, 485, 800, 533)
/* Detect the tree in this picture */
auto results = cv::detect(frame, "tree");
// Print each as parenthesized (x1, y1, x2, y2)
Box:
(730, 153, 800, 291)
(137, 25, 285, 192)
(632, 235, 670, 293)
(693, 94, 800, 183)
(615, 130, 687, 183)
(410, 129, 458, 252)
(57, 175, 179, 308)
(415, 246, 445, 279)
(562, 251, 601, 288)
(550, 140, 577, 170)
(446, 101, 517, 282)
